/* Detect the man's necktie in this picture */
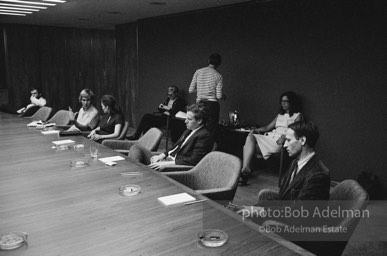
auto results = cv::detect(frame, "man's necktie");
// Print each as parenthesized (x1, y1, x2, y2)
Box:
(288, 161, 299, 184)
(169, 130, 192, 157)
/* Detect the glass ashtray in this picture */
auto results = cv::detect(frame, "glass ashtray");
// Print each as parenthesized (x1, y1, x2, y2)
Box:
(198, 229, 228, 247)
(119, 184, 141, 196)
(56, 145, 69, 151)
(0, 232, 28, 250)
(73, 144, 85, 150)
(70, 160, 88, 168)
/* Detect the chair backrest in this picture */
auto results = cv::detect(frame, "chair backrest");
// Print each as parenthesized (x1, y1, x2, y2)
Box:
(29, 106, 53, 121)
(115, 121, 129, 140)
(329, 179, 368, 230)
(190, 151, 241, 191)
(137, 127, 163, 151)
(20, 105, 40, 117)
(47, 110, 71, 125)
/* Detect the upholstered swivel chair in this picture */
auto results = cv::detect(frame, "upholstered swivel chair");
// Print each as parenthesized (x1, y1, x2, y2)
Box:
(260, 179, 368, 256)
(47, 110, 71, 126)
(102, 127, 163, 154)
(155, 142, 218, 173)
(26, 106, 52, 121)
(163, 151, 242, 204)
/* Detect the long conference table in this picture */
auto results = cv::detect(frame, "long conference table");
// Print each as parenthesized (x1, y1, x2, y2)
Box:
(0, 112, 313, 256)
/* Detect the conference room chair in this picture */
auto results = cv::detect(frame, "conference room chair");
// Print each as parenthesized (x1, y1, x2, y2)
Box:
(156, 142, 218, 173)
(260, 179, 368, 256)
(20, 105, 40, 117)
(47, 110, 71, 126)
(163, 151, 242, 205)
(102, 127, 163, 154)
(25, 106, 52, 121)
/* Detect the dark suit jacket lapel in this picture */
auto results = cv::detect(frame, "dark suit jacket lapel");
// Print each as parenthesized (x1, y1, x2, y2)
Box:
(178, 126, 204, 152)
(280, 155, 318, 199)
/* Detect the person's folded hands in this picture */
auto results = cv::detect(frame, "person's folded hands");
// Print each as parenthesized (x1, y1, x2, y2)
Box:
(148, 160, 175, 170)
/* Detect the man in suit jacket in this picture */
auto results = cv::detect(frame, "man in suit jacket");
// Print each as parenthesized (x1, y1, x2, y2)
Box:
(238, 120, 330, 217)
(131, 103, 213, 170)
(128, 86, 186, 142)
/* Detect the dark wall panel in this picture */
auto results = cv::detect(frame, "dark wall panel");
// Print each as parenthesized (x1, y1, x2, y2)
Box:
(115, 23, 138, 125)
(136, 0, 387, 191)
(3, 24, 116, 115)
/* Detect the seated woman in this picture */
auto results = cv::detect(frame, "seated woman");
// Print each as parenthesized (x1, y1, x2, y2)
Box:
(88, 95, 124, 143)
(67, 89, 99, 131)
(240, 91, 302, 185)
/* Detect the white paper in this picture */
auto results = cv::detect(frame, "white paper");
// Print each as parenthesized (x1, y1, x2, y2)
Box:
(52, 139, 75, 145)
(175, 111, 187, 119)
(41, 130, 60, 135)
(99, 156, 125, 163)
(158, 193, 196, 206)
(27, 121, 38, 127)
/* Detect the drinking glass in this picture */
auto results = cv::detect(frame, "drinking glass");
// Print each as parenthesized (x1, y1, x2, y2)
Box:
(89, 145, 99, 158)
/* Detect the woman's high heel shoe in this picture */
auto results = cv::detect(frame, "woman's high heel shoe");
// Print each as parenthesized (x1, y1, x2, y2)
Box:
(239, 173, 249, 186)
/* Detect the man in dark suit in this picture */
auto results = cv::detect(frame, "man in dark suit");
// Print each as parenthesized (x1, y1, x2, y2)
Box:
(130, 103, 213, 170)
(238, 120, 330, 217)
(128, 86, 186, 142)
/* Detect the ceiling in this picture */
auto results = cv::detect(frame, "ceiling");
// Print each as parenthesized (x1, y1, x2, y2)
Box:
(0, 0, 253, 30)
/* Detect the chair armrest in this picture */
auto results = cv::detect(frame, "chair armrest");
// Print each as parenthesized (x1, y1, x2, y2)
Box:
(103, 140, 137, 151)
(163, 172, 193, 185)
(115, 149, 130, 155)
(158, 165, 194, 173)
(196, 187, 233, 194)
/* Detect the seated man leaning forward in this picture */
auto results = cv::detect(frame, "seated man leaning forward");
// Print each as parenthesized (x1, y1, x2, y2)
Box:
(67, 89, 99, 131)
(17, 87, 47, 115)
(237, 120, 330, 222)
(131, 103, 213, 170)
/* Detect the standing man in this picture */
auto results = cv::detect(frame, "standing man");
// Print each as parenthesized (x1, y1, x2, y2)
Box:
(189, 53, 223, 137)
(17, 87, 47, 115)
(67, 89, 99, 131)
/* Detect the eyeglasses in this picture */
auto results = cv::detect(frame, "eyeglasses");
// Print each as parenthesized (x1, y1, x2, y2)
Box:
(281, 100, 289, 103)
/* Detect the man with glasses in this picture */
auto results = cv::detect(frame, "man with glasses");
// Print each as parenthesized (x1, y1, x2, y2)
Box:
(17, 87, 47, 115)
(128, 86, 186, 142)
(67, 89, 99, 131)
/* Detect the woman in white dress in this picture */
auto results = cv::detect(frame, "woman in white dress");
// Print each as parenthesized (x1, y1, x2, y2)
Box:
(240, 91, 302, 185)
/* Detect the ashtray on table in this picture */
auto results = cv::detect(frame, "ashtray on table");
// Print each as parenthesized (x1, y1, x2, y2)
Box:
(70, 160, 88, 168)
(119, 184, 141, 196)
(0, 232, 28, 250)
(198, 229, 228, 247)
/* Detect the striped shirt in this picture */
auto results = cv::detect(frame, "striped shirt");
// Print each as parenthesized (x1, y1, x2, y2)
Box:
(189, 66, 223, 102)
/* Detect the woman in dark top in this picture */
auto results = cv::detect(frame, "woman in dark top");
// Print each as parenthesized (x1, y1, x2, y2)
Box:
(88, 95, 124, 142)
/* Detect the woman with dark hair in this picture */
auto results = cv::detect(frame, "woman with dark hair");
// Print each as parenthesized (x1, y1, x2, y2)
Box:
(88, 95, 124, 142)
(240, 91, 302, 185)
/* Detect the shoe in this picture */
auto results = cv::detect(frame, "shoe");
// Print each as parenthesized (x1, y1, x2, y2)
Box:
(238, 173, 249, 186)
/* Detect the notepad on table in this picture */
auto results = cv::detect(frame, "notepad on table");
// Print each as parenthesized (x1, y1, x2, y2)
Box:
(158, 193, 196, 206)
(27, 121, 39, 127)
(52, 139, 75, 145)
(99, 156, 125, 163)
(41, 130, 60, 135)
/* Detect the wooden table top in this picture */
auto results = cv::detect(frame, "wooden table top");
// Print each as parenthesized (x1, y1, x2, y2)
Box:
(0, 112, 313, 256)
